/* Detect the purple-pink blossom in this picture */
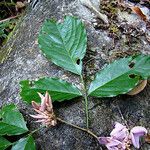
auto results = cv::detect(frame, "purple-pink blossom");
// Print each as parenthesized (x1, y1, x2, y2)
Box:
(30, 91, 57, 127)
(130, 126, 147, 149)
(98, 122, 147, 150)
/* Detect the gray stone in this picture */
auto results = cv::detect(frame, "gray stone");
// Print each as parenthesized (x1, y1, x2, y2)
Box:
(0, 0, 150, 149)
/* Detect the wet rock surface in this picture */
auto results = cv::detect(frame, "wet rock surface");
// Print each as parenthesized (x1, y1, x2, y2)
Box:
(0, 0, 150, 149)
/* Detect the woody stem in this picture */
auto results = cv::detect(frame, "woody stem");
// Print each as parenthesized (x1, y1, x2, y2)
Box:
(57, 117, 98, 139)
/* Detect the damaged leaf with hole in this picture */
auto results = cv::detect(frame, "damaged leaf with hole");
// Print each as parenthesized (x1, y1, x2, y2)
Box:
(20, 77, 82, 103)
(38, 16, 87, 75)
(88, 55, 150, 97)
(129, 55, 150, 79)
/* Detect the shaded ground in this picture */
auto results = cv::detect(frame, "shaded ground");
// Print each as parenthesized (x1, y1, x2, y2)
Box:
(0, 0, 150, 149)
(0, 0, 27, 46)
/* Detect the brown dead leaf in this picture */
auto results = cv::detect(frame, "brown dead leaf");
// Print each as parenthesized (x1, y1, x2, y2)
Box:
(131, 6, 147, 22)
(145, 134, 150, 144)
(127, 80, 147, 95)
(16, 1, 25, 10)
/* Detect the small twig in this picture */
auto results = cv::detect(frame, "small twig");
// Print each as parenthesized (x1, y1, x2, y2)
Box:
(80, 0, 108, 24)
(0, 15, 19, 24)
(117, 106, 129, 128)
(57, 117, 98, 139)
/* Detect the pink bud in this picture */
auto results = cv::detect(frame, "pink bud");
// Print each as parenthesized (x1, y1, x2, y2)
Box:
(30, 92, 57, 127)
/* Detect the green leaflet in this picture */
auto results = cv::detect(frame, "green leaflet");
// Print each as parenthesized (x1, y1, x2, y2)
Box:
(0, 105, 35, 150)
(11, 135, 35, 150)
(131, 54, 150, 79)
(88, 55, 150, 97)
(0, 104, 28, 136)
(20, 77, 82, 103)
(0, 136, 11, 150)
(38, 16, 87, 75)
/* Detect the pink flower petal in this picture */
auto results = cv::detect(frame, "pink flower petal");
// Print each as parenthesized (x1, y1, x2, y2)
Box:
(106, 138, 122, 147)
(106, 139, 125, 150)
(33, 108, 46, 115)
(110, 122, 128, 141)
(35, 119, 46, 123)
(114, 122, 125, 129)
(131, 126, 147, 135)
(38, 92, 46, 111)
(99, 137, 126, 150)
(37, 92, 45, 99)
(111, 122, 124, 136)
(98, 137, 111, 145)
(31, 101, 40, 110)
(45, 91, 53, 111)
(30, 114, 48, 119)
(130, 126, 147, 148)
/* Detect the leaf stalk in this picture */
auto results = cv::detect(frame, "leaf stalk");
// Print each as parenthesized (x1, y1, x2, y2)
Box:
(28, 117, 98, 140)
(57, 117, 98, 139)
(80, 75, 89, 129)
(29, 125, 45, 135)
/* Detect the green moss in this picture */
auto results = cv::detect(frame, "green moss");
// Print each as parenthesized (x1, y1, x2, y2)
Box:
(109, 24, 119, 33)
(0, 47, 12, 63)
(0, 12, 25, 64)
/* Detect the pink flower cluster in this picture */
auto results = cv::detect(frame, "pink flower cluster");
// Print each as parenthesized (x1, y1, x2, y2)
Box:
(30, 92, 57, 127)
(99, 122, 147, 150)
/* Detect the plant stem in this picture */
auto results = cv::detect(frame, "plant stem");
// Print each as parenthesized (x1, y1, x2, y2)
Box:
(117, 106, 129, 128)
(28, 125, 45, 135)
(0, 15, 19, 24)
(57, 117, 98, 139)
(80, 75, 89, 129)
(0, 2, 15, 6)
(80, 0, 108, 23)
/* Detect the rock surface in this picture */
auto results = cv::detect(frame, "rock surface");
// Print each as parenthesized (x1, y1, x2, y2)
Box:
(0, 0, 150, 149)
